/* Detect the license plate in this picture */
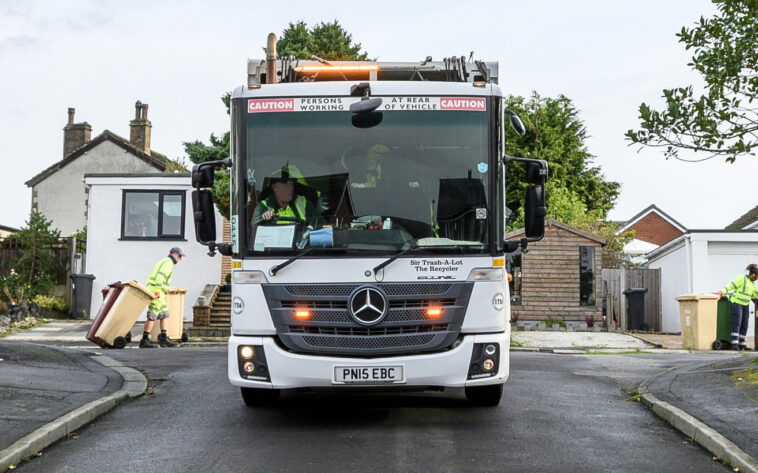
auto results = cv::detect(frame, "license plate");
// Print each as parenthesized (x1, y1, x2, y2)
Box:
(333, 365, 404, 384)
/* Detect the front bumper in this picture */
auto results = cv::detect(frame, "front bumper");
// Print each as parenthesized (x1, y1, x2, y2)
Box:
(228, 332, 509, 390)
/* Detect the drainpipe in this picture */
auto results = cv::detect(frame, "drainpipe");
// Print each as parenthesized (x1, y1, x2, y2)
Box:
(684, 233, 693, 293)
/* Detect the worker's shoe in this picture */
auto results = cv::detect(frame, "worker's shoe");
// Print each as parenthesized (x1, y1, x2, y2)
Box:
(730, 344, 740, 351)
(158, 334, 179, 348)
(139, 338, 158, 348)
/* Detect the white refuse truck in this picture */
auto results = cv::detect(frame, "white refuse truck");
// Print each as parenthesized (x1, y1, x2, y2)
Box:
(191, 35, 547, 406)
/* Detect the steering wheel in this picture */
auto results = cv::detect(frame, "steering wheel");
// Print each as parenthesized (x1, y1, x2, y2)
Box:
(269, 215, 306, 225)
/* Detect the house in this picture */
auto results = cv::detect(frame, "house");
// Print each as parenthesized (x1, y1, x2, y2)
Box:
(506, 219, 605, 325)
(25, 103, 169, 236)
(647, 230, 758, 334)
(84, 173, 223, 322)
(0, 225, 19, 239)
(616, 204, 687, 246)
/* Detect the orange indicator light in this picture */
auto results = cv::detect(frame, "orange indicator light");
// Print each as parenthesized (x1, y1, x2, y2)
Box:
(295, 309, 311, 319)
(426, 308, 443, 318)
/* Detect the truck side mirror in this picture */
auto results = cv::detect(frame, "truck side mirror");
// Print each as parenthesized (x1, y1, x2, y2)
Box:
(192, 190, 217, 244)
(524, 185, 546, 240)
(192, 166, 215, 188)
(525, 161, 547, 185)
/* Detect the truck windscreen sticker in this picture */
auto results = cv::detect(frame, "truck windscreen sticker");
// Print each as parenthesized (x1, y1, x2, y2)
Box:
(248, 97, 486, 113)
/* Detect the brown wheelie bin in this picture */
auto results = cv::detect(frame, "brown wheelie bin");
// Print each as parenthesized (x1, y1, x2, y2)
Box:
(87, 280, 155, 348)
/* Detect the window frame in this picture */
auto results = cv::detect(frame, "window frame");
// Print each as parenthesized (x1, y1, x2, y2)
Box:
(579, 245, 596, 307)
(120, 189, 187, 241)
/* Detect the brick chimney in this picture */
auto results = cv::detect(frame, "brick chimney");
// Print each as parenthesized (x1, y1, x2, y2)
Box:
(63, 107, 92, 157)
(129, 101, 151, 156)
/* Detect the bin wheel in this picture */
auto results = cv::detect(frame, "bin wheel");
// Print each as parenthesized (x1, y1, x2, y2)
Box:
(125, 332, 132, 343)
(113, 337, 127, 349)
(712, 340, 723, 351)
(181, 332, 188, 343)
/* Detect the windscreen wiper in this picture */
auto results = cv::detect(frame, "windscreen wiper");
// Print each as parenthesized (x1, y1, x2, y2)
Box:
(268, 246, 353, 276)
(373, 241, 418, 275)
(269, 248, 313, 276)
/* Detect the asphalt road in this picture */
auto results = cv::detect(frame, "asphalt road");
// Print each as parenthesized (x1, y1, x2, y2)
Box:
(16, 348, 730, 473)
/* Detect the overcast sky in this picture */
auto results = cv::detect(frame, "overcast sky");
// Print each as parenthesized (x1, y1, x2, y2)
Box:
(1, 0, 754, 231)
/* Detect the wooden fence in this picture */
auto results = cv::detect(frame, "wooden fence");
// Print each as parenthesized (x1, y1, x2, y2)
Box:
(602, 268, 662, 332)
(0, 237, 85, 286)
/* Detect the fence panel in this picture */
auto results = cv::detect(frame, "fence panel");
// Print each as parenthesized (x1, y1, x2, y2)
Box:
(602, 268, 661, 332)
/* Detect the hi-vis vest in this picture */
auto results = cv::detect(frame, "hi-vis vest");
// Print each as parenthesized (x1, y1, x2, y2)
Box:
(147, 257, 174, 293)
(721, 273, 758, 306)
(262, 196, 307, 224)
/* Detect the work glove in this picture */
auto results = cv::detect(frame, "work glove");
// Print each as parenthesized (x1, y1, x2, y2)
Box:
(154, 292, 160, 297)
(716, 291, 723, 298)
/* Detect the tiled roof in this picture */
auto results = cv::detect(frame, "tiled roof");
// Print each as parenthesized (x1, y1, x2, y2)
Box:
(725, 205, 758, 230)
(25, 130, 168, 187)
(615, 204, 686, 234)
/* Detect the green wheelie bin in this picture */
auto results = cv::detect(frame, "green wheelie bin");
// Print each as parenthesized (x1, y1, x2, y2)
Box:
(712, 296, 732, 350)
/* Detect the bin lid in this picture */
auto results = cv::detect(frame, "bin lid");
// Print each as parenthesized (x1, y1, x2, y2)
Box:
(623, 288, 648, 294)
(675, 293, 720, 301)
(70, 274, 96, 280)
(167, 287, 187, 294)
(123, 280, 158, 299)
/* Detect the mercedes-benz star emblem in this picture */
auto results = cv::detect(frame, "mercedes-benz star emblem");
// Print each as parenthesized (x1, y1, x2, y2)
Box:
(348, 287, 387, 326)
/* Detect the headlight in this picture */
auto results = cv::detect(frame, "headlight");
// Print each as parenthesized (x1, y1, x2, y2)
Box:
(467, 267, 504, 281)
(240, 346, 254, 359)
(232, 270, 268, 284)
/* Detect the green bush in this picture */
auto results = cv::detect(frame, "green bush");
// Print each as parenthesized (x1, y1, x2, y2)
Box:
(32, 295, 68, 312)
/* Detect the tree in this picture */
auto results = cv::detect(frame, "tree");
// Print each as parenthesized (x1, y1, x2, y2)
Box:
(278, 20, 369, 60)
(505, 94, 632, 267)
(626, 0, 758, 162)
(505, 93, 620, 224)
(2, 212, 61, 301)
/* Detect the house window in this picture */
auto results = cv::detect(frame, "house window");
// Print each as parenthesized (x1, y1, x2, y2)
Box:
(121, 190, 186, 240)
(579, 246, 596, 306)
(508, 253, 522, 305)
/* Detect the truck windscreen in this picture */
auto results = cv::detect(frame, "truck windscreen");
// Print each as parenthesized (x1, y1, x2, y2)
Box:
(243, 104, 490, 255)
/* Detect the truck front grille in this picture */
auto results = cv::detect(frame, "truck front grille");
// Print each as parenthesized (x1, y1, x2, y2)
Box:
(262, 282, 473, 356)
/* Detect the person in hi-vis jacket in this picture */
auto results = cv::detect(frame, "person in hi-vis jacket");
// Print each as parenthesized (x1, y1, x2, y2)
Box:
(140, 247, 184, 348)
(717, 264, 758, 351)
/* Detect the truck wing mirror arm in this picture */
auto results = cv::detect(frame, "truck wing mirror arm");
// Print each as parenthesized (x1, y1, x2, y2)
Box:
(191, 158, 233, 257)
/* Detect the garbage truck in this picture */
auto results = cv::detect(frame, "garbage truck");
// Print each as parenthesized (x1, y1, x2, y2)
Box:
(191, 34, 547, 406)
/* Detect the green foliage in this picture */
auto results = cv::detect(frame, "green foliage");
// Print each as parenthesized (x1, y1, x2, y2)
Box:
(278, 20, 370, 60)
(505, 94, 632, 267)
(72, 226, 86, 244)
(626, 0, 758, 162)
(1, 270, 27, 303)
(33, 294, 68, 312)
(3, 212, 61, 300)
(505, 93, 620, 223)
(164, 157, 189, 173)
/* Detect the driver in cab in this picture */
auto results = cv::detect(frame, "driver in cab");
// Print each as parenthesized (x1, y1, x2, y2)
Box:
(251, 167, 321, 227)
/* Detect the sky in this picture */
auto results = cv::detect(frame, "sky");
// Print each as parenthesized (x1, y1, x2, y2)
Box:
(1, 0, 755, 231)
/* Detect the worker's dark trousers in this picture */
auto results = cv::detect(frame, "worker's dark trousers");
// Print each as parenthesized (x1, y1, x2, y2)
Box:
(730, 302, 750, 347)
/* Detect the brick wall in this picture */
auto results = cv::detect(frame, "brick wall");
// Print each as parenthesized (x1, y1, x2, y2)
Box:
(509, 224, 603, 322)
(220, 218, 231, 284)
(626, 212, 683, 246)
